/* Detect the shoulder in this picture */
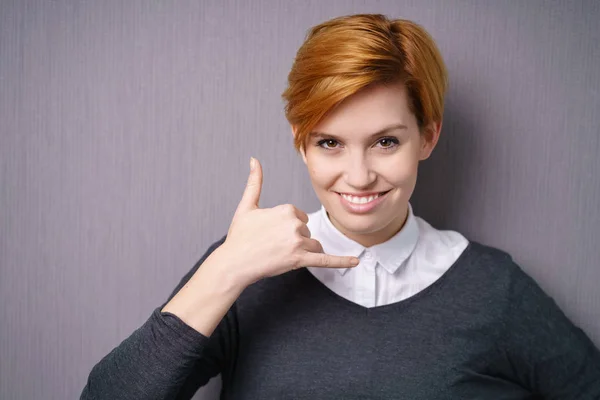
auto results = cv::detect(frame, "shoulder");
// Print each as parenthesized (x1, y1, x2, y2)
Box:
(413, 217, 532, 303)
(444, 235, 539, 307)
(413, 215, 518, 280)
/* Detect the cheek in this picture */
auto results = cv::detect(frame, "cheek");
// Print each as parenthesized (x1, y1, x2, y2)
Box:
(305, 156, 338, 187)
(377, 152, 420, 187)
(305, 147, 420, 188)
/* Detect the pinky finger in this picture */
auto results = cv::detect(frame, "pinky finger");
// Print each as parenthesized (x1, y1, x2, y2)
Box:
(301, 251, 360, 269)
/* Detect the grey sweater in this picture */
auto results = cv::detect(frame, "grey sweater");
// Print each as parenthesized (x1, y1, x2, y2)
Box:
(81, 235, 600, 399)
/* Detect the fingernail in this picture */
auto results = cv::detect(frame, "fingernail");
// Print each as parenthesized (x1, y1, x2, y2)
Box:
(250, 157, 255, 171)
(351, 257, 360, 266)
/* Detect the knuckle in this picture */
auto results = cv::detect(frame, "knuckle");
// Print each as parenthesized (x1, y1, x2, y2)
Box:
(291, 235, 303, 249)
(275, 204, 291, 215)
(246, 177, 259, 188)
(283, 203, 296, 215)
(292, 219, 304, 232)
(299, 211, 309, 222)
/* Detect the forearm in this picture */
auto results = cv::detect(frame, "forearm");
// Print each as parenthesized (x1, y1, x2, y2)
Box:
(80, 308, 211, 400)
(161, 245, 247, 337)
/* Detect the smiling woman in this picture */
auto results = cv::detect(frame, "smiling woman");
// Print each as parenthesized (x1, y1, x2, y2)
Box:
(81, 13, 600, 400)
(283, 15, 446, 247)
(295, 82, 433, 246)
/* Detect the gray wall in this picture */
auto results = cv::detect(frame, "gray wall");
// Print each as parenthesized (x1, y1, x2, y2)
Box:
(1, 1, 599, 399)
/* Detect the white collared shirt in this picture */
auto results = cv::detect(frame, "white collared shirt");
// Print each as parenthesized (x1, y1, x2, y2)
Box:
(306, 203, 469, 308)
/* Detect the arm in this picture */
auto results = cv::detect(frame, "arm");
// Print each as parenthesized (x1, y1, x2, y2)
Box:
(80, 234, 241, 400)
(80, 157, 360, 399)
(500, 262, 600, 399)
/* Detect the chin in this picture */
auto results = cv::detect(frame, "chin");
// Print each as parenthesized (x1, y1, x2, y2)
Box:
(342, 214, 393, 234)
(324, 203, 392, 233)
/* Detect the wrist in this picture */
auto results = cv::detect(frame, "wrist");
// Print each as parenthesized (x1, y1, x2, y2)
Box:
(206, 244, 254, 292)
(160, 246, 248, 336)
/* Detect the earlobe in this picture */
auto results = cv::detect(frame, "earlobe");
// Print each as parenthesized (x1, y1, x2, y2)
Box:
(419, 144, 433, 161)
(419, 121, 442, 161)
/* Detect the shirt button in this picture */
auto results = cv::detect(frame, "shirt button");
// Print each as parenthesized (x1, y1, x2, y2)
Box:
(364, 251, 372, 259)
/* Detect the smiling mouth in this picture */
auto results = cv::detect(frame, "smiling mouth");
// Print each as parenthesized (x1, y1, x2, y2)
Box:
(336, 189, 391, 196)
(335, 189, 391, 204)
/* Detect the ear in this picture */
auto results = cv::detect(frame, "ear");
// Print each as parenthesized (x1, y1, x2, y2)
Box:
(419, 120, 442, 161)
(291, 125, 308, 165)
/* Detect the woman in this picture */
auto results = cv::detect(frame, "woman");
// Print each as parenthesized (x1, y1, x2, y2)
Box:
(81, 14, 600, 399)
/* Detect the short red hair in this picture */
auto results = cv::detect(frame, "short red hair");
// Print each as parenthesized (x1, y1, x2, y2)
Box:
(281, 14, 448, 153)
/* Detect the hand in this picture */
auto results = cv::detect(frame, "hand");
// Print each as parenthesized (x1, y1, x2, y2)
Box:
(219, 157, 360, 286)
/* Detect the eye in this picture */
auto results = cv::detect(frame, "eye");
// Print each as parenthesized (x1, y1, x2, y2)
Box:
(315, 136, 400, 151)
(376, 137, 399, 150)
(316, 139, 341, 150)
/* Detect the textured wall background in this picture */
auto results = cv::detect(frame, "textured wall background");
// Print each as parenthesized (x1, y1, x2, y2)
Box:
(1, 1, 599, 399)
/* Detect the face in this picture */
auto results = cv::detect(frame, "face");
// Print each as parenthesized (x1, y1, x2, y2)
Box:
(294, 82, 441, 247)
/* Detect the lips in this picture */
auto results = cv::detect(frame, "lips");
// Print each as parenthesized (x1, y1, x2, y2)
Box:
(336, 189, 392, 214)
(336, 190, 391, 197)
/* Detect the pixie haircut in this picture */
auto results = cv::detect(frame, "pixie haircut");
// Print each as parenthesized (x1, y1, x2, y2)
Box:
(282, 14, 448, 153)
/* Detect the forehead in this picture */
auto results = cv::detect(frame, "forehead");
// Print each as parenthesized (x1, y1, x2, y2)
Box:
(312, 82, 415, 137)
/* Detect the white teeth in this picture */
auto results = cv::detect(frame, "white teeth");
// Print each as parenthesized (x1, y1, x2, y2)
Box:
(341, 193, 380, 204)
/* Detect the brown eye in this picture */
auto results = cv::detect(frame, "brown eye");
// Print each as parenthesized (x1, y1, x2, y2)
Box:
(317, 139, 340, 149)
(376, 137, 400, 150)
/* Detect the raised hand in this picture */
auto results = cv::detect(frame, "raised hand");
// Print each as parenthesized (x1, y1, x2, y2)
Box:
(220, 157, 359, 285)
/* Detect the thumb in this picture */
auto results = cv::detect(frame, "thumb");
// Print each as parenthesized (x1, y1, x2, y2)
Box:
(235, 157, 263, 215)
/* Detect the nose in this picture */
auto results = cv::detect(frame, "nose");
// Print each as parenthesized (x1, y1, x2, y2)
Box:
(343, 152, 376, 189)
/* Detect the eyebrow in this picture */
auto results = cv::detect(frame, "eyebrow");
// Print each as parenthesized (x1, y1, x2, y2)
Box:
(310, 124, 408, 141)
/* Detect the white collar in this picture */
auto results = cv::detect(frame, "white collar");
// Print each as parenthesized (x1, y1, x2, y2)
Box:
(314, 202, 419, 275)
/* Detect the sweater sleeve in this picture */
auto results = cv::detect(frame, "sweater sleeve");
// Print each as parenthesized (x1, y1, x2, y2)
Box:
(80, 234, 234, 400)
(500, 261, 600, 399)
